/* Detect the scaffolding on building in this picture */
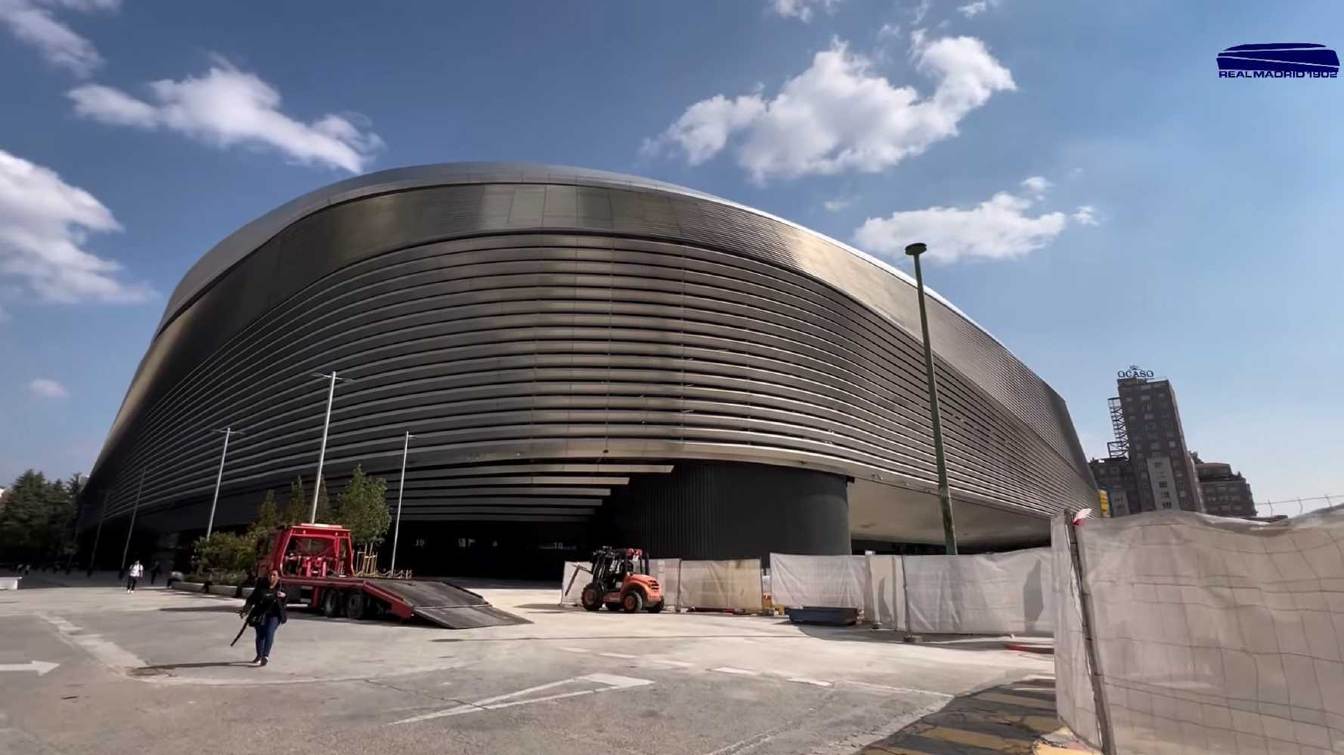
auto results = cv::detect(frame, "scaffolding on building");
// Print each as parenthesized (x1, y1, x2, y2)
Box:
(1106, 396, 1129, 459)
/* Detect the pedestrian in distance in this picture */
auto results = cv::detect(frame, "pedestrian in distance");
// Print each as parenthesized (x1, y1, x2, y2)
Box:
(239, 568, 288, 667)
(150, 562, 161, 585)
(126, 560, 143, 592)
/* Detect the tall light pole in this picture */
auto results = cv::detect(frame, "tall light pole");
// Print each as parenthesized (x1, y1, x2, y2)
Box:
(87, 490, 110, 575)
(120, 468, 147, 572)
(205, 427, 244, 538)
(905, 242, 958, 555)
(390, 431, 414, 574)
(310, 371, 352, 523)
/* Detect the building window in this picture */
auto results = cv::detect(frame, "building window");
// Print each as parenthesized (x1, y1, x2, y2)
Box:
(1158, 481, 1169, 488)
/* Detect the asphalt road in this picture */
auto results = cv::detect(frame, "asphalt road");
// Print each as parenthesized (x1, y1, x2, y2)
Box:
(0, 572, 1053, 754)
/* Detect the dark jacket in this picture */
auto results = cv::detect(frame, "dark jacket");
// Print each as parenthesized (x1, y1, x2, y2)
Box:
(242, 578, 289, 625)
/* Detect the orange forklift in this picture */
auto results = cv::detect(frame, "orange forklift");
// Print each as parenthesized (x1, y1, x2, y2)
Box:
(579, 546, 665, 613)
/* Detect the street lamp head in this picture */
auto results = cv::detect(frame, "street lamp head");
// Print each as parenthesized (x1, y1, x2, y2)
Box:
(904, 242, 928, 257)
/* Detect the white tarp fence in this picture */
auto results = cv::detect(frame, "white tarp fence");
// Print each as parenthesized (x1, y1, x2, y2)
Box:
(562, 549, 1052, 634)
(1052, 516, 1102, 748)
(770, 554, 869, 609)
(770, 549, 1051, 634)
(903, 548, 1054, 635)
(1055, 508, 1344, 754)
(560, 561, 587, 604)
(864, 554, 906, 629)
(649, 558, 681, 608)
(677, 559, 762, 611)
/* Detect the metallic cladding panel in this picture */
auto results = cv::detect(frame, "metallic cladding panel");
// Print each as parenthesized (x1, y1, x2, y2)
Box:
(83, 168, 1096, 543)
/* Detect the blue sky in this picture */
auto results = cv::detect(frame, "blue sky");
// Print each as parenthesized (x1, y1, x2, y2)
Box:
(1, 0, 1340, 513)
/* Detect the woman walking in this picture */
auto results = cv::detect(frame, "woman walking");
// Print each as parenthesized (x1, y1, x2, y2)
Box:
(239, 568, 288, 667)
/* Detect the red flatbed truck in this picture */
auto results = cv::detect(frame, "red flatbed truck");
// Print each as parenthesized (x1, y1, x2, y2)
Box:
(253, 523, 522, 629)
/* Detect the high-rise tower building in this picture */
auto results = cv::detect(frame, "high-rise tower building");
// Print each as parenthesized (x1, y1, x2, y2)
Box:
(1094, 367, 1204, 514)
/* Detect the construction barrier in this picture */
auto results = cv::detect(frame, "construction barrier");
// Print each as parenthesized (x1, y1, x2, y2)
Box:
(649, 558, 682, 608)
(562, 549, 1052, 632)
(864, 554, 906, 629)
(903, 548, 1054, 635)
(677, 559, 763, 612)
(559, 561, 587, 604)
(770, 554, 869, 610)
(769, 549, 1051, 635)
(1055, 508, 1344, 754)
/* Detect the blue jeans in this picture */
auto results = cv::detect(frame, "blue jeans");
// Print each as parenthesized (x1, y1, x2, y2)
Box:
(253, 615, 280, 659)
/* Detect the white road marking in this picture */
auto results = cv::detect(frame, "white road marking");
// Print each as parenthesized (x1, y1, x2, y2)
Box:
(557, 647, 591, 654)
(711, 666, 759, 676)
(597, 652, 636, 659)
(786, 677, 831, 687)
(392, 673, 654, 724)
(0, 660, 59, 675)
(645, 658, 693, 668)
(842, 679, 952, 699)
(38, 613, 145, 670)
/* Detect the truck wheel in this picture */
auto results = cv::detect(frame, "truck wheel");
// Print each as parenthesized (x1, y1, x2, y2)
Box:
(646, 601, 664, 614)
(580, 584, 603, 612)
(320, 589, 340, 618)
(344, 591, 366, 620)
(605, 602, 622, 612)
(621, 590, 644, 613)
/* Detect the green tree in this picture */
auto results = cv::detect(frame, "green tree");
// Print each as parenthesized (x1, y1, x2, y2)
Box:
(0, 470, 76, 562)
(333, 466, 390, 558)
(314, 476, 332, 522)
(190, 532, 253, 581)
(282, 477, 308, 525)
(281, 476, 330, 525)
(254, 490, 279, 531)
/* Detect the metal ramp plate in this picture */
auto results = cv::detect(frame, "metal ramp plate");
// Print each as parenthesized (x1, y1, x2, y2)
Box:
(368, 578, 528, 628)
(414, 604, 530, 629)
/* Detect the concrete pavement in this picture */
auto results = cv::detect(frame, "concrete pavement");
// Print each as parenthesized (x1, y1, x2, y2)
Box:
(0, 571, 1059, 754)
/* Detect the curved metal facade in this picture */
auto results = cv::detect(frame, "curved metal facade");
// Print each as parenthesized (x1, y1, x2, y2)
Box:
(82, 163, 1095, 555)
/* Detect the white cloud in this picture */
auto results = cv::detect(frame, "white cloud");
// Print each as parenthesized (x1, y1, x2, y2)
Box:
(1072, 205, 1099, 225)
(0, 149, 150, 302)
(645, 34, 1014, 183)
(28, 377, 69, 399)
(911, 0, 931, 25)
(877, 23, 901, 39)
(640, 94, 764, 166)
(0, 0, 114, 77)
(958, 0, 993, 18)
(1020, 175, 1051, 195)
(770, 0, 840, 22)
(69, 63, 384, 173)
(823, 196, 853, 212)
(854, 178, 1094, 263)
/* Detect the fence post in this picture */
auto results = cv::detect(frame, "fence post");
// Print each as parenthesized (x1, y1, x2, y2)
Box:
(676, 559, 683, 612)
(900, 555, 912, 636)
(1067, 519, 1117, 755)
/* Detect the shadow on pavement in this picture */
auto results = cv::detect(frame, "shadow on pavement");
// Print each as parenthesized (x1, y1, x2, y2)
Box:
(788, 622, 1052, 653)
(433, 633, 805, 642)
(159, 605, 241, 613)
(132, 660, 256, 673)
(857, 676, 1095, 754)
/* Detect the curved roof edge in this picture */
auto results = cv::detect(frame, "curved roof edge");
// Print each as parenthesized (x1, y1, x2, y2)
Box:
(160, 161, 1005, 353)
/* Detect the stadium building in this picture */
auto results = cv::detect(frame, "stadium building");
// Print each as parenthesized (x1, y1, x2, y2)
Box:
(79, 164, 1096, 575)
